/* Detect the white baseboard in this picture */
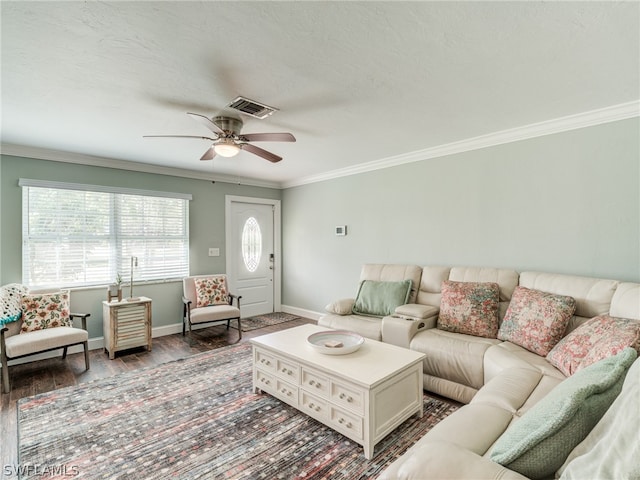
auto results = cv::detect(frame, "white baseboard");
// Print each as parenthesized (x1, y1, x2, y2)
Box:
(281, 305, 323, 322)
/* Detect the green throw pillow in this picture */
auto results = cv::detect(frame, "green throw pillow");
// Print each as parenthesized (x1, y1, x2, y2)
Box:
(490, 347, 637, 480)
(352, 280, 412, 317)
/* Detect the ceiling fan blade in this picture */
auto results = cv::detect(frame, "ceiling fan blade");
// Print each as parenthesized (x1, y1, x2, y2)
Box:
(200, 147, 216, 161)
(241, 143, 282, 163)
(240, 132, 296, 143)
(187, 112, 224, 135)
(143, 134, 217, 141)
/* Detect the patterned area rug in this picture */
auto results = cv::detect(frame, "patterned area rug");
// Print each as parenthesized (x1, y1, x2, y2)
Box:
(18, 343, 459, 480)
(240, 312, 300, 331)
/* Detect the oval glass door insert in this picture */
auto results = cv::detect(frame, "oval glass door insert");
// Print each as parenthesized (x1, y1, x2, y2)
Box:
(242, 216, 262, 272)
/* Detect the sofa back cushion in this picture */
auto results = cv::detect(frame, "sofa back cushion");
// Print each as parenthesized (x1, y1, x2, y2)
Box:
(359, 264, 422, 304)
(609, 282, 640, 320)
(518, 272, 619, 334)
(416, 266, 451, 306)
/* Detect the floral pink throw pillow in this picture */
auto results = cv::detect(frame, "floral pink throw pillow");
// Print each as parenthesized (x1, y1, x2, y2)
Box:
(547, 315, 640, 376)
(194, 276, 229, 307)
(438, 281, 500, 338)
(20, 290, 72, 333)
(498, 286, 576, 356)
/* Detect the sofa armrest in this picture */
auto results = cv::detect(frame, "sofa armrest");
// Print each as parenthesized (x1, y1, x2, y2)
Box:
(394, 303, 439, 322)
(324, 298, 355, 315)
(379, 442, 529, 480)
(382, 315, 430, 348)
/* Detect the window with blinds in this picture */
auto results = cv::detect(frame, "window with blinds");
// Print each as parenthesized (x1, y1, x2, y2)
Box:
(20, 180, 191, 289)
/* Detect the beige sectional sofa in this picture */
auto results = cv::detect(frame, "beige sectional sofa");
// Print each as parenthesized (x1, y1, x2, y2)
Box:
(319, 264, 640, 479)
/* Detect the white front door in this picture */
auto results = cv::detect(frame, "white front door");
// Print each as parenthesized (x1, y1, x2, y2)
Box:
(226, 197, 280, 318)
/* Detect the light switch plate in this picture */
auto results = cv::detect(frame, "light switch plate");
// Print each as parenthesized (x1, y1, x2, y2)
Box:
(208, 248, 220, 257)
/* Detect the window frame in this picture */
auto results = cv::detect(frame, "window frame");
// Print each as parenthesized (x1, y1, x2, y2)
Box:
(19, 179, 192, 289)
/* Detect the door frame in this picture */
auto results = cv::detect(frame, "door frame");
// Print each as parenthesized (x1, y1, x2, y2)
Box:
(225, 195, 282, 313)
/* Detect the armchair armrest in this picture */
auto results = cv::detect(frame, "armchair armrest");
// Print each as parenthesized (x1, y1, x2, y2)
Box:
(182, 296, 192, 306)
(70, 313, 90, 330)
(325, 298, 356, 315)
(229, 294, 242, 308)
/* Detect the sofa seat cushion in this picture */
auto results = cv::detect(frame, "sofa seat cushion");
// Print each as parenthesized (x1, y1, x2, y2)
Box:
(490, 348, 637, 480)
(424, 403, 515, 455)
(484, 342, 566, 384)
(411, 329, 501, 390)
(189, 305, 240, 324)
(380, 442, 529, 480)
(4, 326, 88, 358)
(317, 313, 382, 340)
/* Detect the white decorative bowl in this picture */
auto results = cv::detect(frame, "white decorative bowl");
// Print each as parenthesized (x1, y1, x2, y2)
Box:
(307, 330, 364, 355)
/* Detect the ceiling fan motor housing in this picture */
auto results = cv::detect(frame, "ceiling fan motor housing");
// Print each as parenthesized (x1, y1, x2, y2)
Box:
(213, 116, 243, 135)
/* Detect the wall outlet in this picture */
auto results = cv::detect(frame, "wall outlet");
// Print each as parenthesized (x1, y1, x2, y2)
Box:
(208, 247, 220, 257)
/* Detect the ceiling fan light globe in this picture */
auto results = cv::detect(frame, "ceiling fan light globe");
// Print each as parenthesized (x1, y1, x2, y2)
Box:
(214, 142, 240, 157)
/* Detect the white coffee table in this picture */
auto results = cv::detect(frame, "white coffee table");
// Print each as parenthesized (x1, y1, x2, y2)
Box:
(250, 324, 426, 459)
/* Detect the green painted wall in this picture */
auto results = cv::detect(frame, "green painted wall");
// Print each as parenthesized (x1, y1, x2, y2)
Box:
(0, 155, 281, 337)
(282, 118, 640, 314)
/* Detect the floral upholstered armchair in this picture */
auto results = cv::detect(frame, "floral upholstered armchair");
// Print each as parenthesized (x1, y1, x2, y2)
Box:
(1, 284, 90, 393)
(182, 275, 242, 340)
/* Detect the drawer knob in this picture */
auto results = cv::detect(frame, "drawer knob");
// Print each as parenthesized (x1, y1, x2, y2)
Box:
(339, 393, 345, 399)
(309, 380, 316, 386)
(309, 402, 315, 409)
(347, 396, 353, 403)
(338, 418, 352, 428)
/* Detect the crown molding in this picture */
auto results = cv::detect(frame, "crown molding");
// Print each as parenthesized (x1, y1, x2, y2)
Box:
(0, 144, 282, 189)
(283, 100, 640, 188)
(2, 100, 637, 191)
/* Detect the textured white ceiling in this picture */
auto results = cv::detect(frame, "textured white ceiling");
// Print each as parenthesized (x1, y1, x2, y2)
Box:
(2, 1, 639, 187)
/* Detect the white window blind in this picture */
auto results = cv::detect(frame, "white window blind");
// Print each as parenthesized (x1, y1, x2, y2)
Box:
(20, 179, 191, 289)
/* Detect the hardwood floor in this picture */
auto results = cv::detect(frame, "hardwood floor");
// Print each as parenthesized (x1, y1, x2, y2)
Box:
(0, 318, 315, 480)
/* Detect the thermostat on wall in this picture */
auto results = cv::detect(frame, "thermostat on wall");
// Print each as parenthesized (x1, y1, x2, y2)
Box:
(335, 225, 347, 236)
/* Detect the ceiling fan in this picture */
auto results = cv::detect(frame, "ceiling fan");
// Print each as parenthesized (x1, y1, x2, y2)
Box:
(144, 113, 296, 163)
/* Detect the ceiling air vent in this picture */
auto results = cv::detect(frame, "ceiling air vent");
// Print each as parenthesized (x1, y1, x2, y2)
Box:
(227, 96, 278, 119)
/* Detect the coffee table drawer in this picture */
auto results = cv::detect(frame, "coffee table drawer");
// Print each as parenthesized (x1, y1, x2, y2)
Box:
(275, 357, 300, 383)
(330, 405, 364, 441)
(331, 380, 365, 415)
(300, 390, 329, 420)
(255, 369, 276, 394)
(275, 378, 298, 405)
(301, 367, 330, 398)
(255, 349, 277, 372)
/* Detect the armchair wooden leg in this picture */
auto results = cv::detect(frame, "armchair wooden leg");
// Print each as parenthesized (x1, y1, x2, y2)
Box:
(237, 318, 242, 340)
(83, 341, 90, 370)
(62, 346, 68, 359)
(1, 352, 9, 394)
